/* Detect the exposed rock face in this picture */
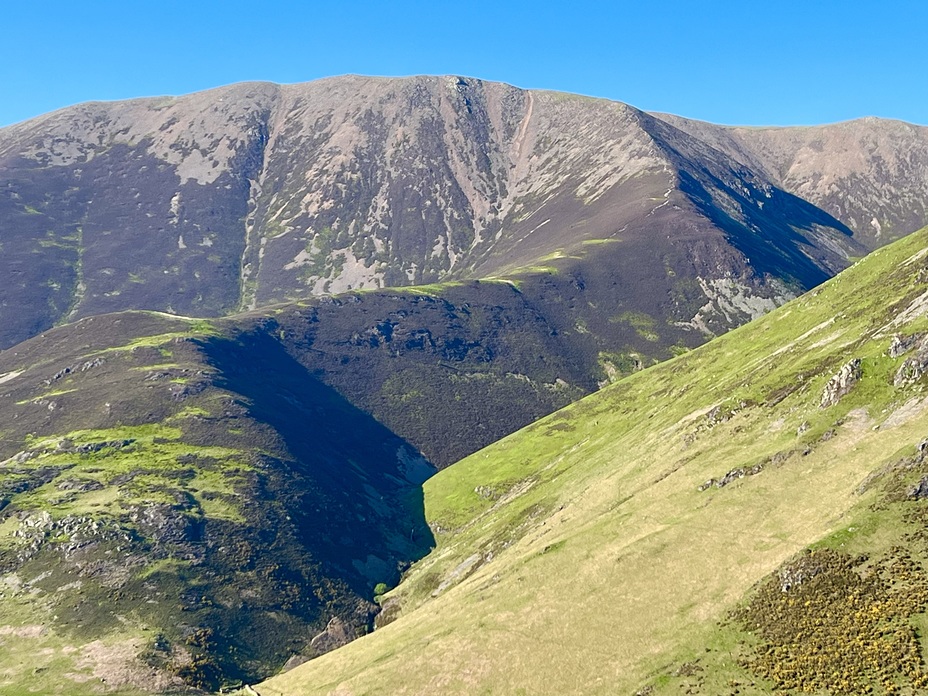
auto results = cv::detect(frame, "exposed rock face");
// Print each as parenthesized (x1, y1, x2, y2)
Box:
(820, 358, 862, 408)
(308, 616, 355, 656)
(888, 332, 926, 358)
(698, 464, 763, 491)
(908, 475, 928, 500)
(777, 553, 826, 593)
(894, 342, 928, 387)
(0, 76, 867, 349)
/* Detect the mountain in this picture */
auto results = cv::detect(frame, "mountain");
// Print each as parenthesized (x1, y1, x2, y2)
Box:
(3, 77, 928, 693)
(0, 271, 701, 692)
(0, 311, 438, 692)
(654, 113, 928, 248)
(0, 75, 874, 351)
(260, 226, 928, 695)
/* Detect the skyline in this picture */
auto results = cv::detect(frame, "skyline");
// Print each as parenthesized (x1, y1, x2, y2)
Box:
(3, 0, 927, 128)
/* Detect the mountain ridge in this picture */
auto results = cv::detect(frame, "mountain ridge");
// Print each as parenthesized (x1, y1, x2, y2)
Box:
(0, 74, 876, 350)
(3, 75, 928, 694)
(653, 111, 928, 248)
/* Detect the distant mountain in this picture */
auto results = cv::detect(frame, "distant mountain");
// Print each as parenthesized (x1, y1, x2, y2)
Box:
(655, 113, 928, 248)
(0, 75, 876, 350)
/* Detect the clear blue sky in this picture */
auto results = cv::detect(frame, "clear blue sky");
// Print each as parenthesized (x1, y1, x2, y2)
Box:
(3, 0, 926, 128)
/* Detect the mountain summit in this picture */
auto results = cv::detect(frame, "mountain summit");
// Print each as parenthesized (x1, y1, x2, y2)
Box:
(4, 75, 916, 350)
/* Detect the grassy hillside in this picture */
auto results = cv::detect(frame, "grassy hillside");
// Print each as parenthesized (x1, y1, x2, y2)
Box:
(0, 313, 437, 693)
(260, 227, 928, 695)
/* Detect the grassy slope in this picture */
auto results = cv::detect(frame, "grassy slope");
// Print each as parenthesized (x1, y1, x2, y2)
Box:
(260, 227, 928, 695)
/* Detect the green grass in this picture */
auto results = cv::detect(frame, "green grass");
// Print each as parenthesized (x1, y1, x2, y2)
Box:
(15, 388, 78, 404)
(3, 424, 251, 523)
(580, 238, 621, 246)
(0, 628, 153, 696)
(261, 228, 928, 695)
(82, 315, 219, 355)
(381, 281, 468, 296)
(0, 574, 155, 695)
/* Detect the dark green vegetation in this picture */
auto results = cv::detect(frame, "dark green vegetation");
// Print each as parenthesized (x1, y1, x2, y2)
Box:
(260, 228, 928, 694)
(735, 546, 928, 694)
(254, 274, 704, 468)
(0, 312, 437, 691)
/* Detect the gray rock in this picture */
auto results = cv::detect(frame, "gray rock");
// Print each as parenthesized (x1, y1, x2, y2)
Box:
(75, 439, 134, 454)
(894, 343, 928, 386)
(909, 475, 928, 500)
(129, 504, 197, 546)
(698, 463, 764, 491)
(888, 333, 925, 358)
(56, 478, 104, 492)
(820, 358, 862, 408)
(281, 654, 310, 672)
(309, 616, 353, 655)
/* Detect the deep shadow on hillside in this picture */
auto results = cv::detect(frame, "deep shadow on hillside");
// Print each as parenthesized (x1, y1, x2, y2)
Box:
(679, 169, 859, 287)
(0, 316, 436, 690)
(198, 329, 436, 595)
(237, 283, 599, 468)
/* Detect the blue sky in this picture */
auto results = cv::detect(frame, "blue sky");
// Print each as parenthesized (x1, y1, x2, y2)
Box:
(3, 0, 926, 127)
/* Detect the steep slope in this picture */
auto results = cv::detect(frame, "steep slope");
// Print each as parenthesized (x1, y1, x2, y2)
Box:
(239, 281, 597, 469)
(262, 227, 928, 695)
(0, 75, 862, 349)
(0, 312, 437, 692)
(0, 264, 709, 692)
(656, 113, 928, 248)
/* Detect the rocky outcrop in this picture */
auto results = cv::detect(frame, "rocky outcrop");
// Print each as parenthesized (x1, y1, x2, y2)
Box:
(908, 475, 928, 500)
(888, 333, 925, 358)
(698, 464, 764, 491)
(308, 616, 355, 656)
(820, 359, 862, 408)
(894, 340, 928, 387)
(777, 552, 827, 593)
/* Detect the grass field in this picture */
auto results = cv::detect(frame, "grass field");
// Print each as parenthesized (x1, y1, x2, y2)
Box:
(259, 228, 928, 695)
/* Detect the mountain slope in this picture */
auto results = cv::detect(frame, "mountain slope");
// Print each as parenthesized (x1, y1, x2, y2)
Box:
(0, 76, 864, 349)
(3, 77, 928, 695)
(260, 226, 928, 695)
(0, 264, 713, 692)
(655, 113, 928, 248)
(0, 312, 437, 692)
